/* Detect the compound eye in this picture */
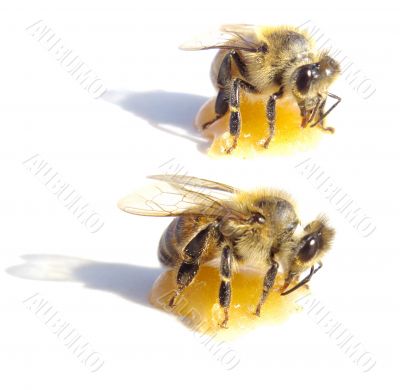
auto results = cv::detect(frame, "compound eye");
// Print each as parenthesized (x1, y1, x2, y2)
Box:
(253, 213, 266, 224)
(298, 233, 320, 261)
(295, 65, 314, 94)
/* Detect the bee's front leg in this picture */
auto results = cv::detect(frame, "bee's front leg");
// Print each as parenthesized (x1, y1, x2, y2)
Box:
(218, 245, 233, 328)
(262, 88, 284, 149)
(281, 263, 323, 296)
(255, 259, 278, 316)
(311, 92, 341, 133)
(310, 99, 334, 133)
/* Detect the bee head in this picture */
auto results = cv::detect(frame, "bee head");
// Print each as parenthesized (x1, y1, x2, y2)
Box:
(291, 54, 340, 101)
(283, 216, 335, 288)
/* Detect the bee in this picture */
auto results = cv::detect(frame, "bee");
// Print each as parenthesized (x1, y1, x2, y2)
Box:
(181, 24, 341, 153)
(118, 175, 335, 328)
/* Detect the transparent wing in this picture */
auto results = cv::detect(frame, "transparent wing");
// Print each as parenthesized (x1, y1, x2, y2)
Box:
(148, 175, 237, 194)
(118, 176, 244, 219)
(179, 24, 263, 52)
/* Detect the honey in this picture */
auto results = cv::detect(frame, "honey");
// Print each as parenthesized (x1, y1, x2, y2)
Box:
(150, 263, 308, 336)
(195, 93, 328, 158)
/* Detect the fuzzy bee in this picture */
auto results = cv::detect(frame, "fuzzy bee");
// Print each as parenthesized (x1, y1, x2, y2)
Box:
(118, 175, 335, 328)
(181, 24, 341, 153)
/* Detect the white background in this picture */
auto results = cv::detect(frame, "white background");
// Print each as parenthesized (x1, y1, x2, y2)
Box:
(1, 0, 398, 388)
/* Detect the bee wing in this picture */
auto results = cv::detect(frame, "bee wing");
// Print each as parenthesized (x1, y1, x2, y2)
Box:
(148, 175, 237, 195)
(179, 24, 262, 52)
(118, 177, 242, 219)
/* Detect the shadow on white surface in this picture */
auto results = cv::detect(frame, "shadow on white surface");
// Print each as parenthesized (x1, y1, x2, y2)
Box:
(103, 89, 210, 152)
(8, 254, 163, 308)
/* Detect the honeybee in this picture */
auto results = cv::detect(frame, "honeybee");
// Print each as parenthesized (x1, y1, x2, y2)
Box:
(181, 24, 341, 153)
(119, 175, 335, 328)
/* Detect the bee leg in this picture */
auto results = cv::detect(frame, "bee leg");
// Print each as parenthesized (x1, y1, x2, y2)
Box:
(218, 246, 233, 328)
(263, 88, 284, 149)
(168, 226, 211, 307)
(203, 50, 237, 130)
(205, 50, 256, 153)
(168, 260, 200, 307)
(201, 88, 229, 129)
(225, 78, 257, 154)
(225, 78, 241, 154)
(310, 99, 333, 132)
(311, 93, 341, 133)
(255, 259, 278, 316)
(281, 263, 323, 296)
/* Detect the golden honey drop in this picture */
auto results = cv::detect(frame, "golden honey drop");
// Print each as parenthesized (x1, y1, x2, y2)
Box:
(150, 263, 308, 336)
(195, 93, 328, 158)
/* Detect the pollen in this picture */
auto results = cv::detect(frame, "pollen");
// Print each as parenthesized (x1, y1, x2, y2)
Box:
(195, 92, 326, 158)
(149, 263, 308, 336)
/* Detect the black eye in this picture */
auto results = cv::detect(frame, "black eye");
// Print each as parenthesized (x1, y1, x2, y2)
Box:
(296, 67, 312, 94)
(298, 233, 320, 261)
(295, 64, 319, 94)
(253, 213, 266, 224)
